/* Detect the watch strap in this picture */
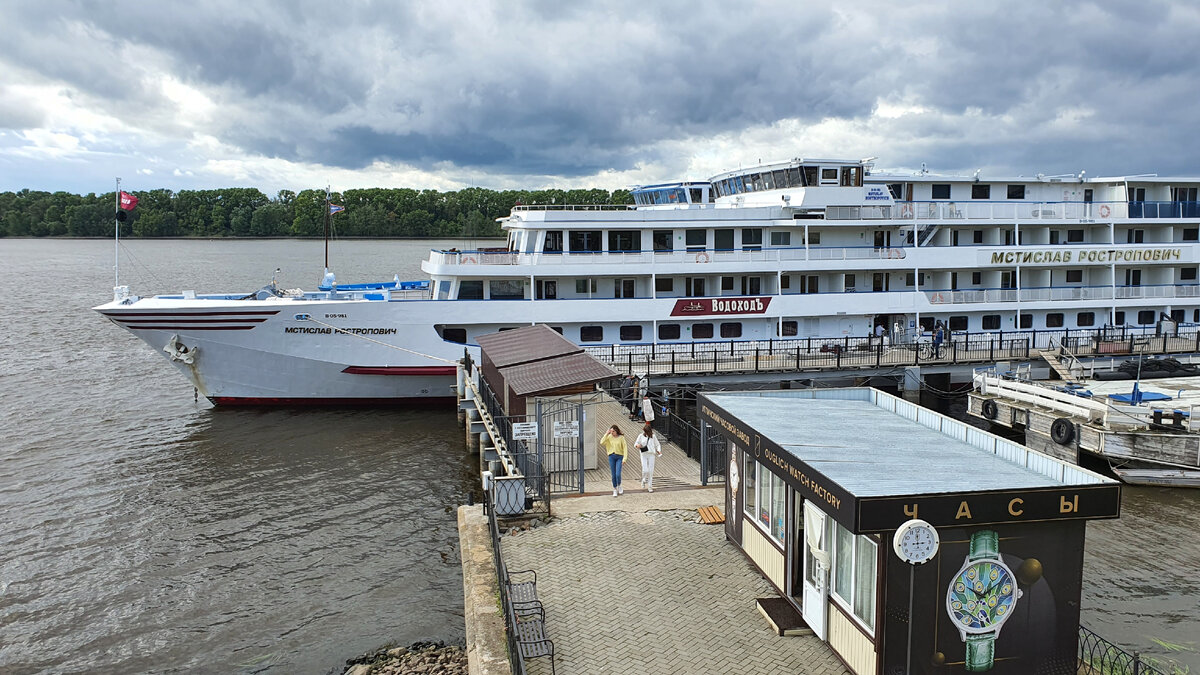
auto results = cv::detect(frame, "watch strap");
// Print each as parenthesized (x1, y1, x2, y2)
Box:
(968, 529, 999, 561)
(965, 633, 995, 671)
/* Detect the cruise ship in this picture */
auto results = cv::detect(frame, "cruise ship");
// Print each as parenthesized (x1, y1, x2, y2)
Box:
(95, 157, 1200, 404)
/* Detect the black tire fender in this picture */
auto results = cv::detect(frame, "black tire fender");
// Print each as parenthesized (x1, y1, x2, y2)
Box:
(981, 399, 999, 420)
(1051, 417, 1075, 445)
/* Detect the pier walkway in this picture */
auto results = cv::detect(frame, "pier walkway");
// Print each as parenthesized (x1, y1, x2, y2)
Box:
(503, 487, 850, 675)
(581, 394, 704, 493)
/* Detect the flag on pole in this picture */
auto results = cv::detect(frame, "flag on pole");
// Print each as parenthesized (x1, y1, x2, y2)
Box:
(119, 191, 139, 210)
(329, 203, 345, 215)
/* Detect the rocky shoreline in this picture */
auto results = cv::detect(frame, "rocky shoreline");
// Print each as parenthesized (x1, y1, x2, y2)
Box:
(340, 640, 467, 675)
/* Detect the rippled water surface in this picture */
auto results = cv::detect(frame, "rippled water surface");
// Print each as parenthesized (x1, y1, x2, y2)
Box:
(0, 239, 475, 673)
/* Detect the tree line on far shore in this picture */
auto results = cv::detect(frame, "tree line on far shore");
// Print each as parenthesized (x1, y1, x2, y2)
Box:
(0, 186, 634, 238)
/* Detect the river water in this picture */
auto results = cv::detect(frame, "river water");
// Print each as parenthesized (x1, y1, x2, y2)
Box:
(0, 239, 1196, 673)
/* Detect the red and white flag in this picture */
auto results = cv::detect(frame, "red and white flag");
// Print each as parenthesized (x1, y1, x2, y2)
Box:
(119, 191, 139, 210)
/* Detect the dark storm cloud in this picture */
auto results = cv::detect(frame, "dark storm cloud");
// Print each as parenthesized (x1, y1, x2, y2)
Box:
(4, 0, 1200, 190)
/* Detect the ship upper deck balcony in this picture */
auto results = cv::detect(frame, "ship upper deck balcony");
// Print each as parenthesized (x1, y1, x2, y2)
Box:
(827, 200, 1200, 222)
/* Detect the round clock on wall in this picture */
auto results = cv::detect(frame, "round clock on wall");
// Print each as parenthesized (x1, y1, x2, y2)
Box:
(893, 518, 940, 565)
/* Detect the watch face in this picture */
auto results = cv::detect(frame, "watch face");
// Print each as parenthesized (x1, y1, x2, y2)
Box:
(900, 526, 937, 561)
(947, 561, 1018, 632)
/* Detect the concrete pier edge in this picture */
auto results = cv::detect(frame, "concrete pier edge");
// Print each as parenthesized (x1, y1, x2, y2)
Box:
(457, 504, 512, 675)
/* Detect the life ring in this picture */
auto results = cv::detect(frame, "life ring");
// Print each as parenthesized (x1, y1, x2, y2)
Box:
(900, 203, 913, 218)
(981, 399, 999, 420)
(932, 292, 945, 303)
(1050, 417, 1075, 445)
(889, 248, 903, 259)
(695, 252, 711, 263)
(462, 255, 477, 265)
(1098, 204, 1111, 218)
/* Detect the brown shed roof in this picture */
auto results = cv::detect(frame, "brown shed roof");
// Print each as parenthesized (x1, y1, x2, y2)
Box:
(504, 352, 620, 396)
(475, 324, 583, 368)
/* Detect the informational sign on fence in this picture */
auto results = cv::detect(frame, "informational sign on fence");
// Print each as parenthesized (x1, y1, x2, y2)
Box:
(553, 420, 579, 438)
(512, 422, 538, 440)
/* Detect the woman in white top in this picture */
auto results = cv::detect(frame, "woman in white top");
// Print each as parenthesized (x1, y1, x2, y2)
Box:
(634, 425, 663, 492)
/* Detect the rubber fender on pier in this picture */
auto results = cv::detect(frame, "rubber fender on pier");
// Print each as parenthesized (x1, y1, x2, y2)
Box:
(981, 399, 999, 420)
(1051, 417, 1075, 445)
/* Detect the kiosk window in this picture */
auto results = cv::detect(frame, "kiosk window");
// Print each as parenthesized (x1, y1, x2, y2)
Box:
(832, 520, 877, 633)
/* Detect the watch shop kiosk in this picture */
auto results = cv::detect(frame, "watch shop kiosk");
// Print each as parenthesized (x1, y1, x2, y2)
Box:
(700, 388, 1121, 675)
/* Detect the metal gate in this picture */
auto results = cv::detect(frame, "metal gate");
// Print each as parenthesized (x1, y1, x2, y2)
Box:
(533, 392, 607, 495)
(700, 420, 728, 485)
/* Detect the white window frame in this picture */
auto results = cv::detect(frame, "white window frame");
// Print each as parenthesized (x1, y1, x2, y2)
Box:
(829, 519, 878, 635)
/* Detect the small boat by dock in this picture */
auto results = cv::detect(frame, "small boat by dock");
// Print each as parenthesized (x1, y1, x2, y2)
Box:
(969, 370, 1200, 487)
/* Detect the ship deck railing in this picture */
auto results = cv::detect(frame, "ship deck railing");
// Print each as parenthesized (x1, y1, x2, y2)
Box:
(829, 199, 1200, 221)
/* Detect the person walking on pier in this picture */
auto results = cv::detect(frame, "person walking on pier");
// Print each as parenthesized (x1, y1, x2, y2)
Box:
(932, 323, 945, 358)
(641, 393, 656, 429)
(634, 426, 662, 492)
(600, 424, 630, 497)
(627, 375, 641, 419)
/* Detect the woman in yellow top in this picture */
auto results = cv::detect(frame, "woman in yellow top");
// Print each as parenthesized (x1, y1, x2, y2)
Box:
(599, 424, 629, 497)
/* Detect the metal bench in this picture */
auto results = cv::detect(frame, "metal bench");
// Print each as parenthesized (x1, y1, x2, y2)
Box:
(509, 602, 556, 674)
(506, 568, 539, 606)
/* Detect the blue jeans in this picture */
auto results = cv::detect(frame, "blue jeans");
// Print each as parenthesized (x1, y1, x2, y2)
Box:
(609, 453, 623, 487)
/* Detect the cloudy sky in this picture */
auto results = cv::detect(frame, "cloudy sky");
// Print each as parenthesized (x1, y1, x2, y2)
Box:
(1, 0, 1197, 197)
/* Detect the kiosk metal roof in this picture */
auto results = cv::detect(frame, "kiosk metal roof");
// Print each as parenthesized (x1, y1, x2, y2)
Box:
(701, 389, 1121, 532)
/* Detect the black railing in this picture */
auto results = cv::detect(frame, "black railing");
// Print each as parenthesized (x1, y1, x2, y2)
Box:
(585, 324, 1200, 376)
(1078, 625, 1171, 675)
(664, 413, 702, 459)
(482, 486, 526, 675)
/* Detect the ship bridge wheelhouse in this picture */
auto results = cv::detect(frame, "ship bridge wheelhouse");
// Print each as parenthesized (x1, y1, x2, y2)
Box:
(631, 181, 714, 207)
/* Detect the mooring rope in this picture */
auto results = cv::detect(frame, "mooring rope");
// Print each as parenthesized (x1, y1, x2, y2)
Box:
(300, 316, 458, 364)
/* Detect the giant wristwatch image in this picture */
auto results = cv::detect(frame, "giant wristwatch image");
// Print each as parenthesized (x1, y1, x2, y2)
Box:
(945, 529, 1022, 671)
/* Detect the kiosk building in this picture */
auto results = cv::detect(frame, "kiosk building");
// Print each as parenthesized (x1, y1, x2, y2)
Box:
(699, 388, 1121, 675)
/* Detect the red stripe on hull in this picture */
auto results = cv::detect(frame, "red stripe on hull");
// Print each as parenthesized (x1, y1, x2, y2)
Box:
(101, 310, 280, 317)
(126, 325, 257, 330)
(111, 317, 267, 324)
(342, 366, 457, 376)
(208, 396, 456, 407)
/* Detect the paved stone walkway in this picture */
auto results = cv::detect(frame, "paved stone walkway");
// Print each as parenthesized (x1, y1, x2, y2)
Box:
(503, 489, 850, 675)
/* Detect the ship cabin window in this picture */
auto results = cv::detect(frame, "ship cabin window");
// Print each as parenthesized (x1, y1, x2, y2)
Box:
(771, 231, 791, 246)
(437, 280, 452, 300)
(721, 276, 734, 292)
(458, 280, 484, 300)
(782, 275, 791, 289)
(840, 166, 861, 187)
(715, 229, 734, 250)
(1125, 269, 1142, 286)
(686, 230, 706, 251)
(609, 231, 642, 252)
(779, 320, 798, 336)
(690, 187, 704, 204)
(535, 280, 557, 299)
(490, 280, 525, 300)
(931, 184, 951, 200)
(1181, 268, 1198, 281)
(802, 166, 819, 186)
(655, 277, 674, 292)
(843, 274, 854, 291)
(1046, 313, 1064, 328)
(659, 324, 681, 340)
(1050, 231, 1060, 245)
(821, 168, 839, 185)
(742, 228, 763, 251)
(1172, 187, 1198, 202)
(570, 230, 602, 252)
(576, 278, 597, 294)
(544, 230, 563, 253)
(974, 230, 984, 243)
(1138, 310, 1156, 325)
(686, 278, 706, 297)
(1067, 229, 1084, 242)
(1114, 311, 1126, 325)
(720, 322, 742, 338)
(1007, 185, 1026, 199)
(620, 325, 643, 341)
(887, 183, 904, 199)
(949, 316, 968, 331)
(1183, 228, 1198, 241)
(919, 317, 935, 332)
(806, 232, 821, 245)
(762, 172, 775, 190)
(442, 328, 467, 344)
(693, 323, 714, 339)
(971, 272, 981, 285)
(653, 230, 674, 251)
(982, 314, 1001, 330)
(1131, 188, 1146, 202)
(550, 326, 563, 334)
(800, 275, 819, 294)
(1077, 312, 1095, 327)
(1171, 309, 1185, 322)
(1019, 313, 1033, 329)
(615, 279, 636, 298)
(1195, 310, 1200, 323)
(580, 326, 603, 342)
(498, 327, 520, 332)
(972, 184, 990, 200)
(741, 276, 761, 295)
(1066, 270, 1083, 283)
(787, 167, 802, 188)
(1127, 229, 1144, 244)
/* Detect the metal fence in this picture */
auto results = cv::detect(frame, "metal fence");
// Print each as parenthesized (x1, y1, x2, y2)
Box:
(482, 484, 526, 675)
(1078, 625, 1171, 675)
(584, 324, 1200, 376)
